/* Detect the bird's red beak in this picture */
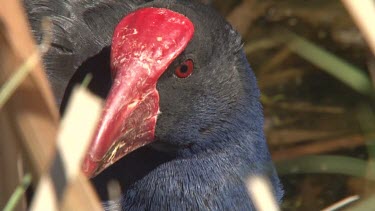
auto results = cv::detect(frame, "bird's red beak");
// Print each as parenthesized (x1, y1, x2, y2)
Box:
(82, 8, 194, 177)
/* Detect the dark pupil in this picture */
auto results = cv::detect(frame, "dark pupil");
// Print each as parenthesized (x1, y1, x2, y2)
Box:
(180, 64, 188, 73)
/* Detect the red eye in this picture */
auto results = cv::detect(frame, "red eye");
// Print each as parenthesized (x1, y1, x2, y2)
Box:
(175, 59, 194, 78)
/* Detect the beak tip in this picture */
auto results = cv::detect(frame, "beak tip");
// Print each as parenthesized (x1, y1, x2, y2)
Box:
(82, 156, 97, 178)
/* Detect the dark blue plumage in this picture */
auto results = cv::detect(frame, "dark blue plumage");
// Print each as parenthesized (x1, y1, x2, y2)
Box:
(25, 0, 283, 210)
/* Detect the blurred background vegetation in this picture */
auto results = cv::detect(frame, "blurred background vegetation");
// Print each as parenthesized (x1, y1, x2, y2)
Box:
(2, 0, 375, 210)
(211, 0, 375, 210)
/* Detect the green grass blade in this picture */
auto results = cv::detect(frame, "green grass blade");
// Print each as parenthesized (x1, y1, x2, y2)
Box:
(81, 73, 93, 88)
(3, 173, 32, 211)
(276, 155, 373, 180)
(287, 33, 373, 96)
(0, 52, 39, 110)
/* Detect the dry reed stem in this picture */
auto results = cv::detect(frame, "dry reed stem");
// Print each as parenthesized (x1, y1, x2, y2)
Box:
(272, 134, 365, 161)
(246, 176, 280, 211)
(0, 0, 58, 178)
(267, 129, 347, 146)
(342, 0, 375, 56)
(322, 195, 360, 211)
(226, 0, 270, 36)
(31, 87, 103, 211)
(0, 0, 102, 209)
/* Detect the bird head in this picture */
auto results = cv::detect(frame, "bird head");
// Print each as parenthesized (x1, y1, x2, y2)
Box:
(82, 0, 263, 178)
